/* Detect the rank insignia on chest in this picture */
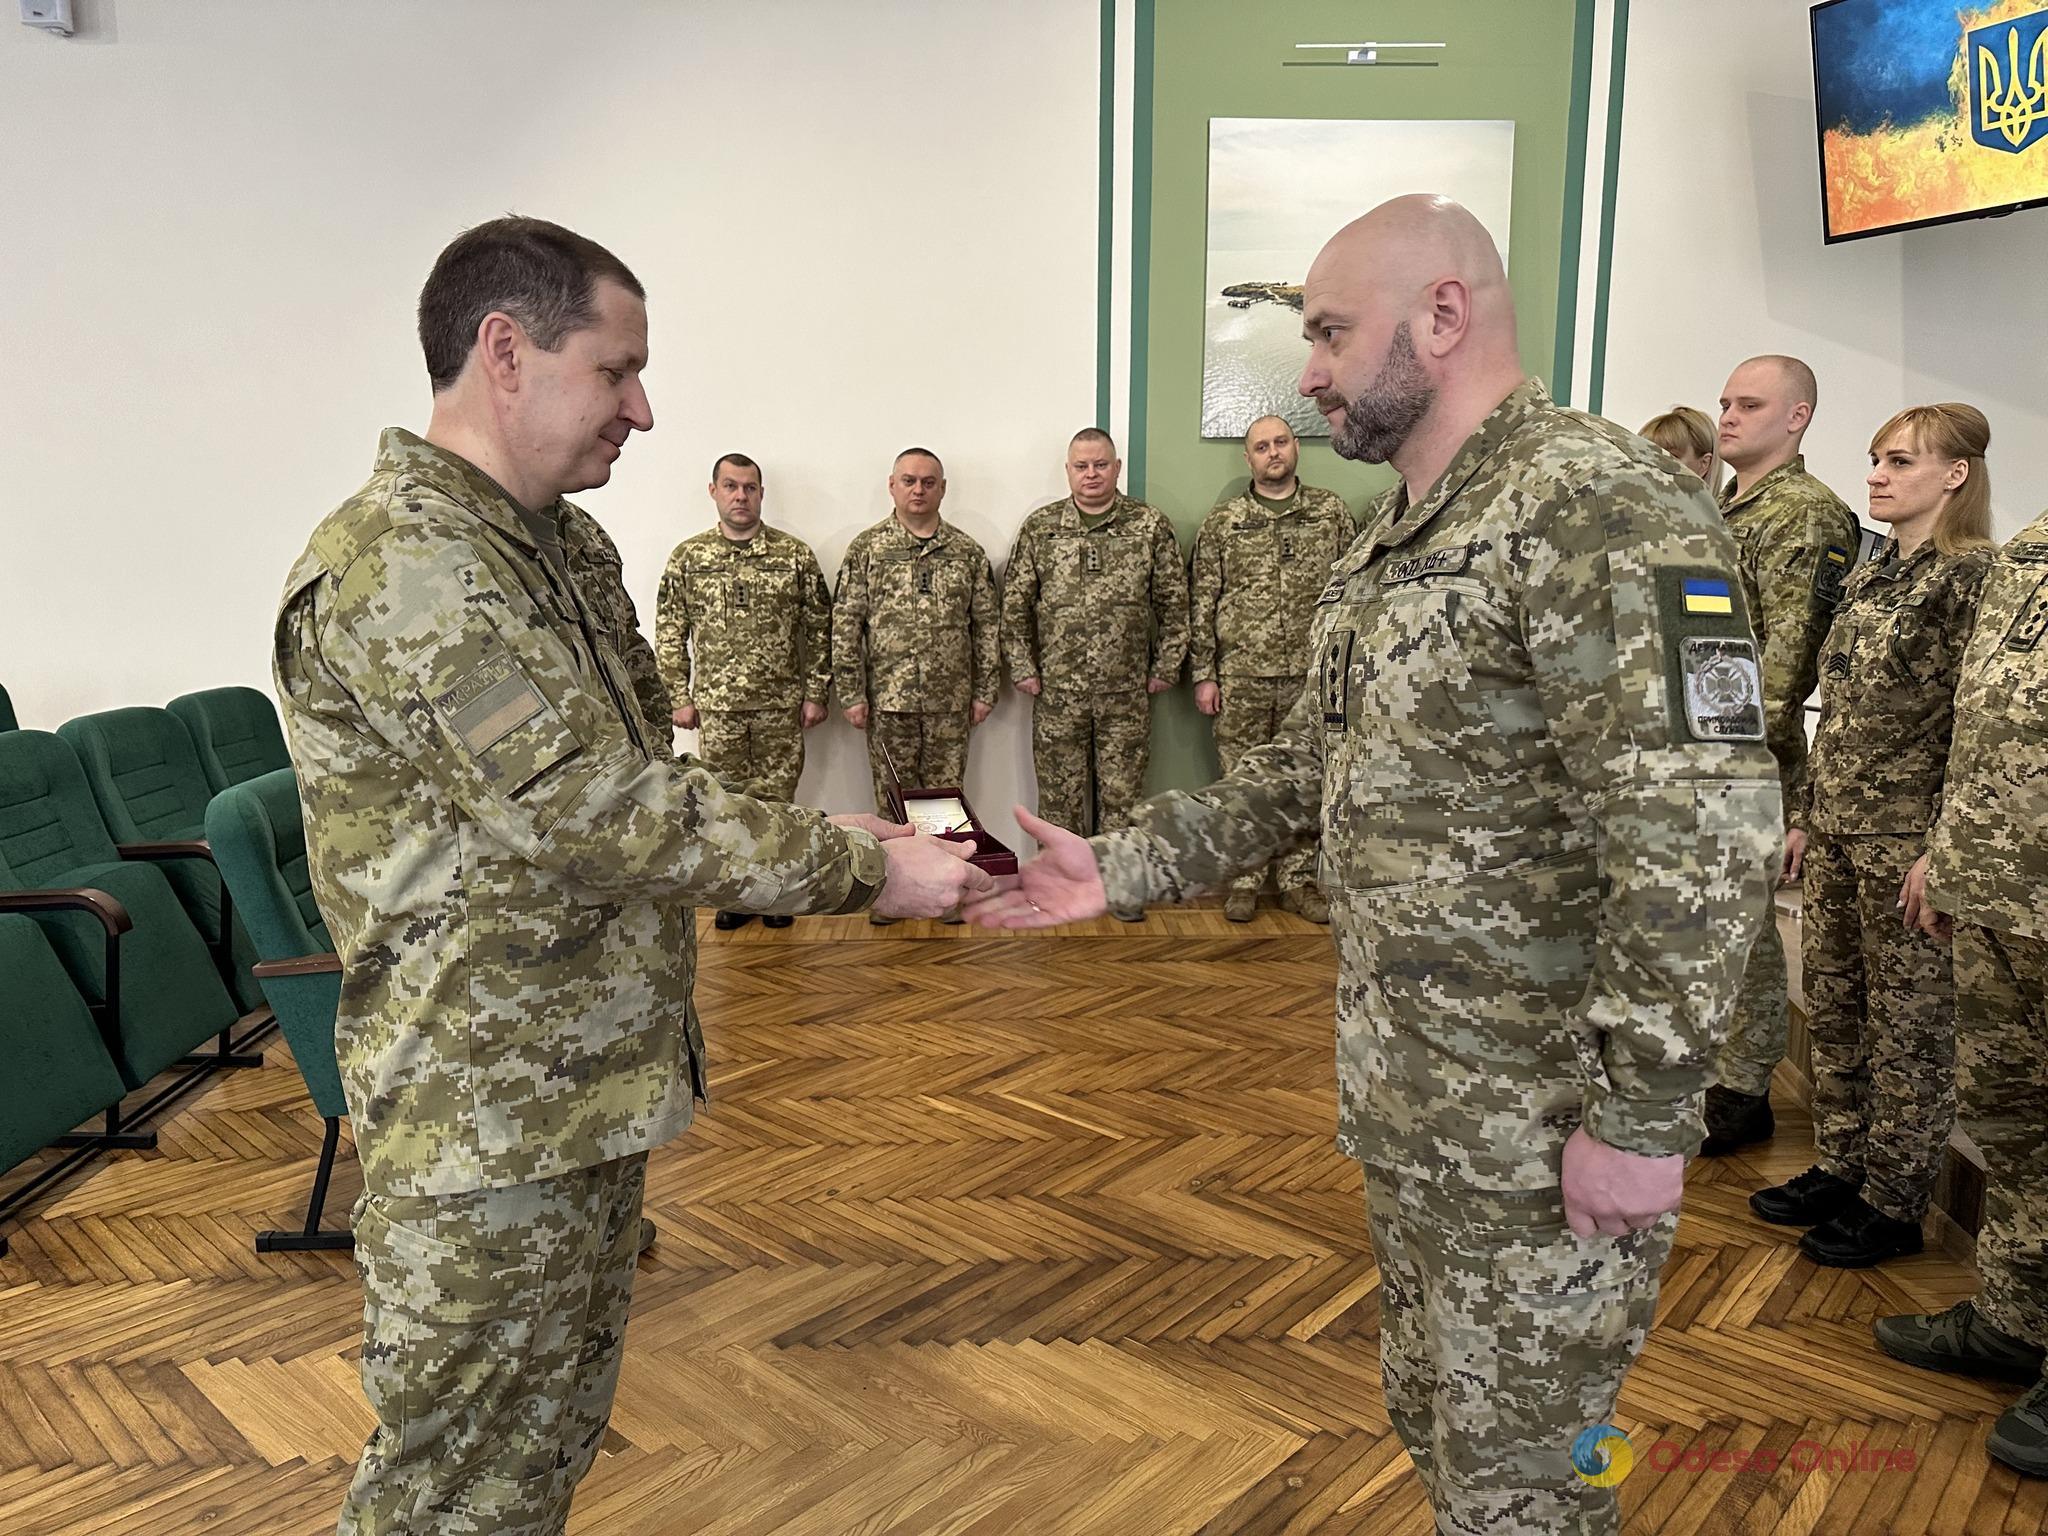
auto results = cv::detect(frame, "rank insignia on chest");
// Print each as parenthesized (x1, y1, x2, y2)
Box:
(1681, 637, 1766, 742)
(918, 566, 933, 595)
(1681, 576, 1734, 615)
(1082, 543, 1102, 575)
(1280, 535, 1295, 561)
(732, 580, 748, 609)
(1320, 629, 1355, 729)
(1824, 649, 1852, 678)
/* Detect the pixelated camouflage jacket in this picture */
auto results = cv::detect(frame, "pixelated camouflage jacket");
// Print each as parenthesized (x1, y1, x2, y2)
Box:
(1188, 484, 1355, 683)
(561, 503, 674, 746)
(1801, 537, 1991, 836)
(1927, 507, 2048, 940)
(1719, 456, 1860, 815)
(1001, 494, 1190, 691)
(654, 524, 832, 714)
(273, 429, 886, 1197)
(1092, 382, 1782, 1185)
(832, 515, 1000, 714)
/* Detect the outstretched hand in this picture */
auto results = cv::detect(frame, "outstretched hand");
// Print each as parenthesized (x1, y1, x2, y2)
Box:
(961, 807, 1111, 928)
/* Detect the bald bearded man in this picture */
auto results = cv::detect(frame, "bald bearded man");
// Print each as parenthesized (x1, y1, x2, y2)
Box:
(969, 195, 1781, 1534)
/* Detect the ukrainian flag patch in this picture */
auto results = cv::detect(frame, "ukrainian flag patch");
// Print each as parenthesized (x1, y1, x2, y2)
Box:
(1682, 577, 1734, 615)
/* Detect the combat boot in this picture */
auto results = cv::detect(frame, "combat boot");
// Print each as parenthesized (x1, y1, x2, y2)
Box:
(714, 911, 753, 931)
(868, 910, 898, 927)
(1750, 1165, 1863, 1226)
(1989, 1378, 2048, 1478)
(1799, 1195, 1923, 1267)
(1699, 1085, 1774, 1155)
(1280, 885, 1331, 924)
(762, 915, 794, 929)
(1875, 1299, 2048, 1384)
(1225, 891, 1257, 923)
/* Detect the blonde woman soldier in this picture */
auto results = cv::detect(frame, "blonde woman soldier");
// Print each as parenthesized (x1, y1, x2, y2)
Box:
(1749, 403, 1995, 1268)
(1639, 404, 1721, 490)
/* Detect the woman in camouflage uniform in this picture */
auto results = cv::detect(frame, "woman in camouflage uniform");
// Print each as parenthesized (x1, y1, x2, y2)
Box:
(1751, 403, 1995, 1268)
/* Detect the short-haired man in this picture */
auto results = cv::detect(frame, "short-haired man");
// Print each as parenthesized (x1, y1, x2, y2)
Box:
(273, 216, 989, 1534)
(1705, 353, 1861, 1155)
(833, 448, 1000, 927)
(656, 453, 833, 930)
(1002, 430, 1189, 910)
(1189, 414, 1355, 923)
(970, 195, 1779, 1534)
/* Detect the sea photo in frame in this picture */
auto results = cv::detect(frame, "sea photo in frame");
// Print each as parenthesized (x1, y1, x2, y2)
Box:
(1200, 117, 1516, 440)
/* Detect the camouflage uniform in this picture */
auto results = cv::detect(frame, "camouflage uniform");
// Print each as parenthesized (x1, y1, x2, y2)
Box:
(1798, 539, 1990, 1221)
(561, 507, 674, 756)
(1714, 456, 1860, 1098)
(1089, 382, 1780, 1534)
(1926, 509, 2048, 1354)
(1002, 494, 1189, 835)
(654, 524, 831, 802)
(274, 429, 886, 1534)
(831, 514, 1000, 812)
(1189, 483, 1353, 899)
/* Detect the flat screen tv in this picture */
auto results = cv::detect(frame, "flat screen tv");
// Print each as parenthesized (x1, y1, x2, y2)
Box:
(1810, 0, 2048, 241)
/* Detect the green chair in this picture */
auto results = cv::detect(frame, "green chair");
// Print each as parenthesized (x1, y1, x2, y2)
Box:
(59, 707, 265, 1013)
(207, 768, 351, 1252)
(0, 911, 133, 1257)
(168, 687, 290, 795)
(0, 729, 253, 1102)
(0, 682, 17, 732)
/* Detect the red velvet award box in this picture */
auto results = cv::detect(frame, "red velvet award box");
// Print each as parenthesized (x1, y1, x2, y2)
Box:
(879, 743, 1018, 877)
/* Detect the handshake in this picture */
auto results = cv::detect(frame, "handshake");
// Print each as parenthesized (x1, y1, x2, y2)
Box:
(830, 807, 1114, 926)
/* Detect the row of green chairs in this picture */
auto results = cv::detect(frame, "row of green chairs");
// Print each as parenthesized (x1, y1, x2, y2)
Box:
(0, 687, 346, 1256)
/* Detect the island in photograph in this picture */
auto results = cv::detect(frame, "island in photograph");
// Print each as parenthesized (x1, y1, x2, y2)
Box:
(1200, 116, 1515, 440)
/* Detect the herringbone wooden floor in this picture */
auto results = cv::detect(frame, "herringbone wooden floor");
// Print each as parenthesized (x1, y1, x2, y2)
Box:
(2, 909, 2042, 1534)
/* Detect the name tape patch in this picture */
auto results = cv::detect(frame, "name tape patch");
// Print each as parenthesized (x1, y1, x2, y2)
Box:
(1681, 638, 1766, 743)
(437, 654, 543, 754)
(1380, 545, 1473, 586)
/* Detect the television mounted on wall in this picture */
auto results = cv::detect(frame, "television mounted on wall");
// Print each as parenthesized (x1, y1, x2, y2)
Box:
(1810, 0, 2048, 242)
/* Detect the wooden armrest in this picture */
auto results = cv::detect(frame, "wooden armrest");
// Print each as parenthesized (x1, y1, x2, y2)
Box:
(0, 885, 134, 935)
(251, 953, 342, 978)
(119, 839, 213, 862)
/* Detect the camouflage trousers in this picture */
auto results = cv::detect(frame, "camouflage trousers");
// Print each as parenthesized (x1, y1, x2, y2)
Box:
(1712, 884, 1789, 1097)
(1364, 1165, 1672, 1536)
(340, 1154, 647, 1536)
(866, 709, 971, 817)
(697, 707, 804, 802)
(1954, 923, 2048, 1350)
(1802, 832, 1956, 1221)
(1030, 687, 1149, 836)
(1214, 675, 1318, 897)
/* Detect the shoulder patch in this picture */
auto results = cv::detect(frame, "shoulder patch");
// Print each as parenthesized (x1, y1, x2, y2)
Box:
(1681, 638, 1766, 742)
(437, 653, 543, 753)
(1381, 545, 1473, 586)
(1814, 545, 1851, 607)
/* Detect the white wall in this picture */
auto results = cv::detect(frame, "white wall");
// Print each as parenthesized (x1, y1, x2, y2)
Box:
(1604, 0, 2048, 542)
(0, 0, 1099, 853)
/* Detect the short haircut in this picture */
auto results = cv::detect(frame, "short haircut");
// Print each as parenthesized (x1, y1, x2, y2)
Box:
(894, 446, 945, 476)
(1242, 415, 1292, 448)
(1069, 428, 1117, 456)
(711, 452, 761, 484)
(418, 216, 645, 393)
(1743, 353, 1819, 413)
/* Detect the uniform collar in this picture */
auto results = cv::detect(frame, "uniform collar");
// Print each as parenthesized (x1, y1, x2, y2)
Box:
(1720, 454, 1808, 516)
(376, 427, 560, 558)
(881, 512, 957, 550)
(708, 524, 773, 557)
(1356, 378, 1550, 559)
(1061, 493, 1135, 532)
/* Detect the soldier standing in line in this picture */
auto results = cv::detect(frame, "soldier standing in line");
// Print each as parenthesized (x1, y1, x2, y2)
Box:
(655, 452, 833, 929)
(833, 447, 1000, 925)
(1002, 429, 1188, 918)
(1878, 497, 2048, 1480)
(1749, 405, 1994, 1269)
(273, 216, 991, 1536)
(1189, 413, 1354, 924)
(1703, 352, 1862, 1155)
(968, 196, 1781, 1534)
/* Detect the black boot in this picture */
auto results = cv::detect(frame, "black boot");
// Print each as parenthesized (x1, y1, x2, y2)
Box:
(713, 910, 753, 931)
(762, 914, 793, 929)
(1750, 1165, 1863, 1226)
(1875, 1299, 2047, 1384)
(1989, 1378, 2048, 1478)
(1799, 1195, 1923, 1268)
(1699, 1085, 1774, 1156)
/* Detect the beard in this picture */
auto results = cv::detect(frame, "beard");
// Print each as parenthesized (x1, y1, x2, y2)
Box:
(1321, 322, 1435, 464)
